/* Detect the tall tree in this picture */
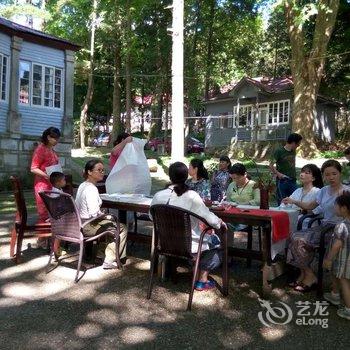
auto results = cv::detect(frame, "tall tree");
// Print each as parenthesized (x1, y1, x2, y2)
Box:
(80, 0, 98, 150)
(284, 0, 340, 156)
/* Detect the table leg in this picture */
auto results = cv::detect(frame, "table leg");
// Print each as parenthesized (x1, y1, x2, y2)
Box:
(118, 210, 127, 225)
(261, 223, 272, 294)
(223, 228, 229, 296)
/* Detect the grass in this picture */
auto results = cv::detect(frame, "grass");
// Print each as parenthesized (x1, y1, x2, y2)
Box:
(318, 150, 344, 159)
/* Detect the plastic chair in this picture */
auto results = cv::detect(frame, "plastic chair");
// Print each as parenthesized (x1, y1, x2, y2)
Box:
(147, 204, 228, 311)
(9, 176, 52, 263)
(39, 191, 122, 282)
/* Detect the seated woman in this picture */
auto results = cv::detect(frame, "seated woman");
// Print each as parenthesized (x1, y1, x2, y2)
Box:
(226, 163, 260, 205)
(282, 164, 323, 229)
(224, 163, 260, 245)
(75, 159, 128, 269)
(151, 162, 226, 291)
(109, 132, 132, 170)
(211, 155, 231, 201)
(185, 158, 211, 201)
(285, 160, 350, 292)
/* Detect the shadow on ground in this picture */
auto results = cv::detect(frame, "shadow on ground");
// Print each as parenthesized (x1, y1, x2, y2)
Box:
(0, 214, 349, 350)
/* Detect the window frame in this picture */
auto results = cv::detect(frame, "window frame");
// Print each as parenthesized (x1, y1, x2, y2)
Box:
(19, 60, 64, 110)
(0, 53, 9, 102)
(232, 100, 290, 128)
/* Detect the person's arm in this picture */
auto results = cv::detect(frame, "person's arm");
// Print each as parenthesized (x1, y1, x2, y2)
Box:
(324, 222, 346, 269)
(111, 136, 132, 156)
(30, 146, 49, 180)
(190, 191, 224, 229)
(250, 186, 260, 206)
(225, 183, 233, 202)
(31, 167, 49, 180)
(282, 197, 318, 210)
(269, 149, 285, 179)
(323, 239, 343, 270)
(85, 186, 103, 217)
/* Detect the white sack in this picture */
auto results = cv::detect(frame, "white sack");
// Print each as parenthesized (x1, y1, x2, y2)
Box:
(106, 138, 151, 195)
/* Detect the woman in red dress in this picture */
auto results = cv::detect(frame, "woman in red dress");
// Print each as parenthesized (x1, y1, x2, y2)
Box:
(31, 127, 61, 222)
(109, 132, 132, 170)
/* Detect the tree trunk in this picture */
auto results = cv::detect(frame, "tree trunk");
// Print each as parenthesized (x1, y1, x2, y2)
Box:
(204, 0, 215, 100)
(124, 0, 132, 133)
(79, 0, 98, 150)
(111, 38, 123, 143)
(284, 0, 340, 157)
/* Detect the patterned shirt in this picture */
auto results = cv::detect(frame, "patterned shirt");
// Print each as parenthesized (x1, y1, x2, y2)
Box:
(185, 178, 211, 200)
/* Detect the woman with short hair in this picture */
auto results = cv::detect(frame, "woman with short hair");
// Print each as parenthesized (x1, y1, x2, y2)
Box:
(226, 163, 260, 206)
(211, 155, 232, 201)
(75, 159, 128, 269)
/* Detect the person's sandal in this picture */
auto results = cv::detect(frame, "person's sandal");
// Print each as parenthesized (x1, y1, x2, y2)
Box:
(288, 280, 302, 288)
(195, 280, 215, 291)
(294, 282, 317, 293)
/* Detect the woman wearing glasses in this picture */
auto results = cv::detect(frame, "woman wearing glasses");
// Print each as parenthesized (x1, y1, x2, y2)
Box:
(31, 127, 62, 222)
(75, 159, 128, 269)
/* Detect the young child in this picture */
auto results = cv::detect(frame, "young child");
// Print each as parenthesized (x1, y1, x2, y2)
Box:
(49, 172, 66, 193)
(323, 192, 350, 320)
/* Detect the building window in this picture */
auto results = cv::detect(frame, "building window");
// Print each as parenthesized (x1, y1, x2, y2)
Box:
(32, 64, 42, 105)
(219, 113, 229, 128)
(233, 105, 253, 127)
(0, 54, 8, 101)
(268, 100, 289, 125)
(19, 61, 63, 108)
(19, 61, 30, 104)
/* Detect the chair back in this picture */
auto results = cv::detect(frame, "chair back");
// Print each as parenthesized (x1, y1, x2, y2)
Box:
(63, 174, 74, 196)
(39, 191, 83, 241)
(10, 176, 27, 227)
(150, 204, 212, 259)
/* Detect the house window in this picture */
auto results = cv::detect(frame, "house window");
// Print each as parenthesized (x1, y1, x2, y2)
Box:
(219, 113, 229, 128)
(0, 54, 8, 101)
(267, 100, 289, 125)
(19, 61, 63, 108)
(237, 105, 253, 127)
(54, 69, 62, 108)
(19, 61, 30, 104)
(32, 64, 42, 105)
(258, 104, 268, 125)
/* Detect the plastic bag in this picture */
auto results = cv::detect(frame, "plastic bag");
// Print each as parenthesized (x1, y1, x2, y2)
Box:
(106, 138, 152, 195)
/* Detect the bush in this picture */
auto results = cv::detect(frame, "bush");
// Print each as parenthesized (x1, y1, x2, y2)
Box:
(318, 150, 343, 159)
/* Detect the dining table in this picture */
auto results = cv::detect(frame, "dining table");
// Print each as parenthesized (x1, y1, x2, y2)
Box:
(100, 193, 300, 293)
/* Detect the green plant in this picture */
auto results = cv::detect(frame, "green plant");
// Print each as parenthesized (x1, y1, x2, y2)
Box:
(318, 150, 343, 159)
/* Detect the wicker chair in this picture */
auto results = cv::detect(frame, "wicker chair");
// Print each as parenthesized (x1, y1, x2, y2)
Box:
(147, 204, 228, 311)
(9, 176, 52, 263)
(39, 191, 122, 282)
(296, 213, 334, 295)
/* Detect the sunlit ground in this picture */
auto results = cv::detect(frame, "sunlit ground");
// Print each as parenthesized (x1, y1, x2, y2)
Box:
(1, 211, 349, 350)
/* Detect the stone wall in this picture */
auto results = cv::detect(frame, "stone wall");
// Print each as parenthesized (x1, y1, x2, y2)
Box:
(0, 132, 71, 186)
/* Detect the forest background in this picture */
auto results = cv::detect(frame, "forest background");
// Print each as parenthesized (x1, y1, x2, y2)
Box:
(0, 0, 349, 154)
